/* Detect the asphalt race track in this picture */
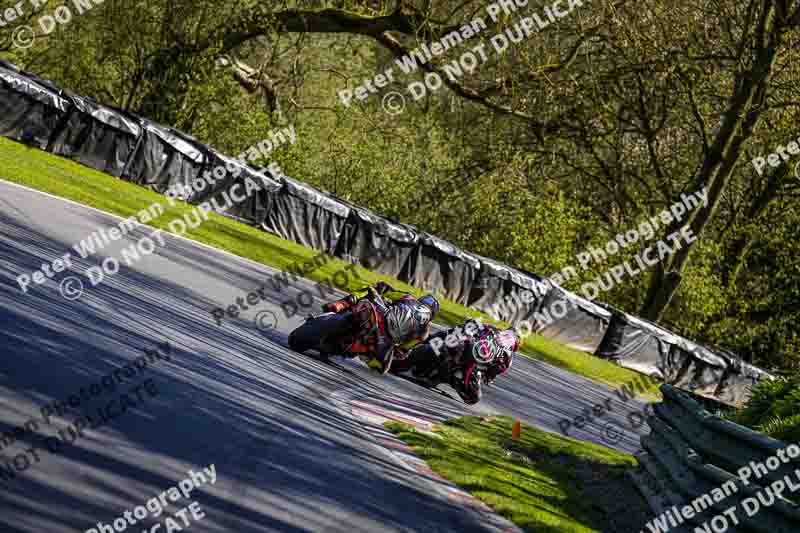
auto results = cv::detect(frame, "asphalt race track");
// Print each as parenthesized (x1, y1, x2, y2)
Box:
(0, 179, 650, 532)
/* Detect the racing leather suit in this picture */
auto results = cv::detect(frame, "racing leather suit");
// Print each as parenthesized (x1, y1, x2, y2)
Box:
(323, 281, 432, 361)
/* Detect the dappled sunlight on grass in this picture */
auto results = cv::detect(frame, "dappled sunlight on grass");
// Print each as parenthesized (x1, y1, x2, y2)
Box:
(387, 416, 644, 533)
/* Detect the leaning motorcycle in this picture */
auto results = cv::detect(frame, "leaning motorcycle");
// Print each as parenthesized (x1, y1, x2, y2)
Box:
(288, 291, 402, 368)
(404, 328, 504, 405)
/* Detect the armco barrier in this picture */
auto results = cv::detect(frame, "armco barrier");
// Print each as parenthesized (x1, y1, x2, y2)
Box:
(630, 385, 800, 532)
(0, 60, 773, 405)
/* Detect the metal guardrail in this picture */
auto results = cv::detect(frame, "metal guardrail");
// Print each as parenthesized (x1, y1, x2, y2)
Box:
(630, 385, 800, 533)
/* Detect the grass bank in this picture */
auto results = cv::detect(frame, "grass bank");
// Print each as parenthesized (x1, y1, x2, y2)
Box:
(387, 416, 650, 532)
(0, 137, 660, 398)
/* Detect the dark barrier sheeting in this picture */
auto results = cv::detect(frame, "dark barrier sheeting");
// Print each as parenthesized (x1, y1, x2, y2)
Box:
(0, 64, 71, 150)
(595, 305, 771, 405)
(467, 256, 552, 324)
(49, 94, 142, 177)
(504, 269, 551, 324)
(334, 207, 418, 278)
(530, 286, 611, 354)
(667, 343, 729, 400)
(0, 61, 774, 405)
(468, 255, 513, 318)
(202, 150, 282, 226)
(676, 344, 771, 407)
(410, 233, 480, 305)
(715, 357, 772, 407)
(263, 177, 350, 254)
(122, 121, 208, 194)
(595, 307, 694, 379)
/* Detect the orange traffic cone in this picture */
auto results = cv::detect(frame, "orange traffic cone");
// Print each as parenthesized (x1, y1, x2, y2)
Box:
(512, 419, 522, 441)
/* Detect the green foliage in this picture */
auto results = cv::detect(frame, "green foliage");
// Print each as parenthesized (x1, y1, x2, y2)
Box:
(759, 414, 800, 443)
(0, 135, 673, 392)
(734, 376, 800, 442)
(2, 0, 798, 376)
(183, 75, 279, 156)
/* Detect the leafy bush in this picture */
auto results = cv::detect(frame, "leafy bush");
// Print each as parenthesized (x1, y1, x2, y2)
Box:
(734, 376, 800, 442)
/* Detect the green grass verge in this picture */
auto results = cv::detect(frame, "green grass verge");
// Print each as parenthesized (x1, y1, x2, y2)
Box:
(387, 416, 646, 532)
(0, 137, 660, 397)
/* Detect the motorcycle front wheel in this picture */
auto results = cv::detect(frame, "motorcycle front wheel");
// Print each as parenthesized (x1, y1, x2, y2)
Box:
(457, 369, 483, 405)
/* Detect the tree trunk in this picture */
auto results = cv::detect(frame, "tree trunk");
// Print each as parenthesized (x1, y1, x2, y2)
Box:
(640, 2, 784, 321)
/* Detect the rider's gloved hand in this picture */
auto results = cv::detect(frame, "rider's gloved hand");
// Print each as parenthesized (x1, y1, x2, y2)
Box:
(374, 281, 394, 294)
(323, 295, 354, 313)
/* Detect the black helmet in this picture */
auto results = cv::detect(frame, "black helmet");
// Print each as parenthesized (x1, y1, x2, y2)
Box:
(419, 294, 440, 316)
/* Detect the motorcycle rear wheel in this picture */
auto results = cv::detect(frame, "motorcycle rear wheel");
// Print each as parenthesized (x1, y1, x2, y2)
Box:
(288, 312, 352, 354)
